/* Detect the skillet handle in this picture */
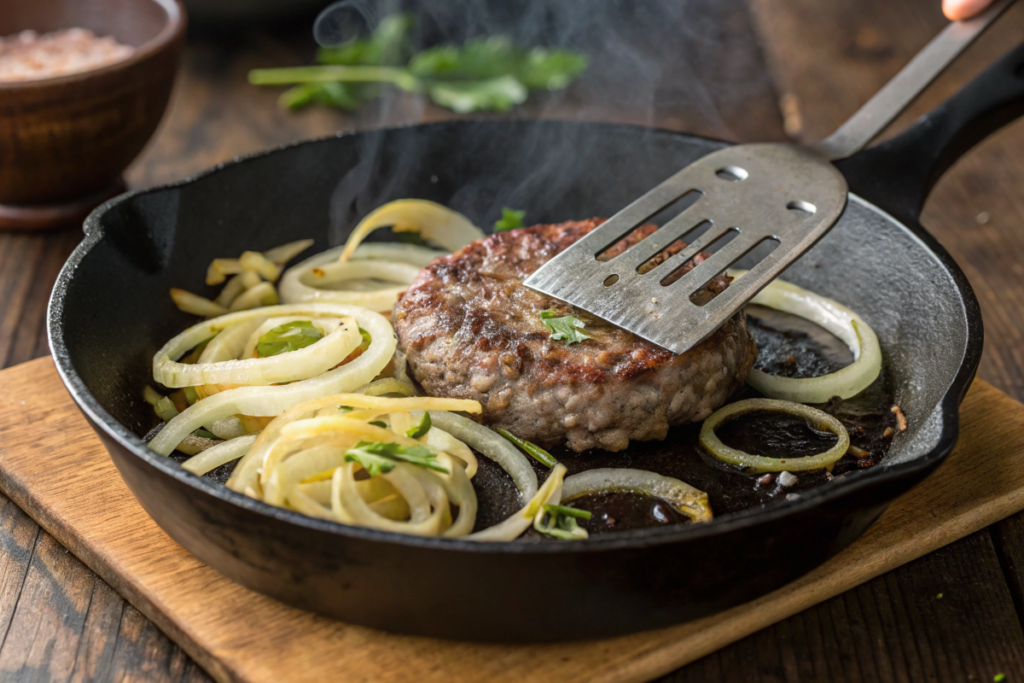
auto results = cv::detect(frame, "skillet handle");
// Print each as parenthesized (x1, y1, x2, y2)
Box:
(834, 42, 1024, 226)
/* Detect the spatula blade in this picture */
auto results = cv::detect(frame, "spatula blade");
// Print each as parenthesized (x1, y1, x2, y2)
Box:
(524, 144, 848, 355)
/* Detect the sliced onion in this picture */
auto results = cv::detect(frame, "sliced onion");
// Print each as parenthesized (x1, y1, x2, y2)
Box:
(148, 305, 396, 456)
(207, 416, 248, 440)
(421, 425, 477, 479)
(175, 433, 220, 456)
(427, 410, 538, 502)
(264, 239, 314, 265)
(338, 199, 484, 262)
(278, 243, 447, 310)
(214, 275, 247, 308)
(467, 464, 566, 542)
(181, 434, 258, 476)
(699, 398, 850, 474)
(153, 305, 360, 388)
(170, 288, 228, 317)
(229, 282, 279, 311)
(562, 468, 712, 523)
(224, 393, 480, 495)
(357, 377, 416, 397)
(730, 269, 882, 403)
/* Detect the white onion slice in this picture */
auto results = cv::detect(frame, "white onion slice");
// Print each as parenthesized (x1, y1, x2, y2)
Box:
(699, 398, 850, 474)
(279, 260, 421, 311)
(279, 243, 446, 310)
(730, 269, 882, 403)
(154, 307, 360, 388)
(562, 468, 713, 523)
(181, 434, 258, 476)
(339, 199, 484, 262)
(467, 464, 566, 542)
(427, 411, 538, 502)
(148, 306, 395, 456)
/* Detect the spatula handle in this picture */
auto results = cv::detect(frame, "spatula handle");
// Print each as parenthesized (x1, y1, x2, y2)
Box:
(814, 0, 1017, 161)
(834, 40, 1024, 226)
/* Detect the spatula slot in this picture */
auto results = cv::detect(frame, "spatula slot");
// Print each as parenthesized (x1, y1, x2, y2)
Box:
(634, 220, 714, 275)
(659, 227, 739, 287)
(686, 236, 780, 306)
(593, 189, 703, 262)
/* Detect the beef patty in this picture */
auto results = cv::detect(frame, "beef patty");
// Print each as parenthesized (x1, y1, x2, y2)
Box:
(393, 219, 758, 452)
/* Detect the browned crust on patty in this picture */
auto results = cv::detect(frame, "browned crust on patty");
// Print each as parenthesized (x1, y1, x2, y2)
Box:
(394, 219, 757, 452)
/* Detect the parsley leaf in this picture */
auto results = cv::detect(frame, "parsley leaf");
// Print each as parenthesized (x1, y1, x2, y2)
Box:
(406, 412, 431, 439)
(409, 36, 520, 81)
(516, 48, 588, 90)
(317, 14, 413, 67)
(494, 207, 526, 232)
(427, 75, 527, 113)
(538, 309, 591, 345)
(280, 14, 413, 111)
(251, 16, 586, 114)
(255, 320, 324, 357)
(343, 439, 448, 476)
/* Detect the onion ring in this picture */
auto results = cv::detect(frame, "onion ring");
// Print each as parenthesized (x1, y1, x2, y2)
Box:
(562, 468, 712, 523)
(154, 306, 360, 388)
(279, 243, 446, 310)
(730, 269, 882, 403)
(148, 305, 396, 456)
(699, 398, 850, 474)
(339, 199, 484, 261)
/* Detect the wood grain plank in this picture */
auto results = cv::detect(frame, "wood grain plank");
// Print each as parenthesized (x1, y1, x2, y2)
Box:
(664, 528, 1024, 682)
(2, 358, 1024, 683)
(0, 496, 40, 658)
(0, 532, 98, 681)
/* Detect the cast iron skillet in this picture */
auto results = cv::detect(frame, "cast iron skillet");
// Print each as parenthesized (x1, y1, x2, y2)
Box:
(48, 44, 1024, 642)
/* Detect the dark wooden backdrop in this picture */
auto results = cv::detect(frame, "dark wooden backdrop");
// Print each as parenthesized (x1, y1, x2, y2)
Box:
(1, 0, 1023, 679)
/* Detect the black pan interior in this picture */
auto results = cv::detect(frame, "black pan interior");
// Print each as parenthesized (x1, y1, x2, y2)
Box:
(55, 120, 972, 536)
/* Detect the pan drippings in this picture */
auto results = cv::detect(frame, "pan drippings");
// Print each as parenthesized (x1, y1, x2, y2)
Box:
(472, 305, 898, 538)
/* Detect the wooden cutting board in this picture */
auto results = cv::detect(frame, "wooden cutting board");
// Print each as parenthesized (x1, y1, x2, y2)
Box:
(3, 356, 1024, 683)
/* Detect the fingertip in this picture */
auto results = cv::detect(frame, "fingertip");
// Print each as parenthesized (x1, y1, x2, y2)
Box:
(943, 0, 994, 20)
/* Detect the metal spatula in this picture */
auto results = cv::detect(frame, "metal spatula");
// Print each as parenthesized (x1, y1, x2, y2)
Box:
(525, 0, 1015, 355)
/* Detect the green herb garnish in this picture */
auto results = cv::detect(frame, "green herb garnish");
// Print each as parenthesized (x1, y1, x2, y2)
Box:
(494, 207, 526, 232)
(249, 15, 587, 114)
(256, 320, 324, 357)
(936, 592, 943, 599)
(193, 428, 217, 440)
(535, 503, 590, 540)
(539, 309, 591, 345)
(358, 327, 372, 348)
(343, 439, 448, 476)
(497, 428, 558, 468)
(994, 675, 1006, 683)
(406, 412, 431, 439)
(542, 503, 592, 520)
(368, 420, 388, 428)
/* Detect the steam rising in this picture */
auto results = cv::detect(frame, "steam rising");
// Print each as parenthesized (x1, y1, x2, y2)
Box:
(314, 0, 779, 244)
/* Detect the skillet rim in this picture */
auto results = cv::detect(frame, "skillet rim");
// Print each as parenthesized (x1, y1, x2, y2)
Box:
(47, 118, 984, 555)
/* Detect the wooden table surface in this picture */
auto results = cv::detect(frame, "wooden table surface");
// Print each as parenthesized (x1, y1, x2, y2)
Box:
(1, 0, 1023, 680)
